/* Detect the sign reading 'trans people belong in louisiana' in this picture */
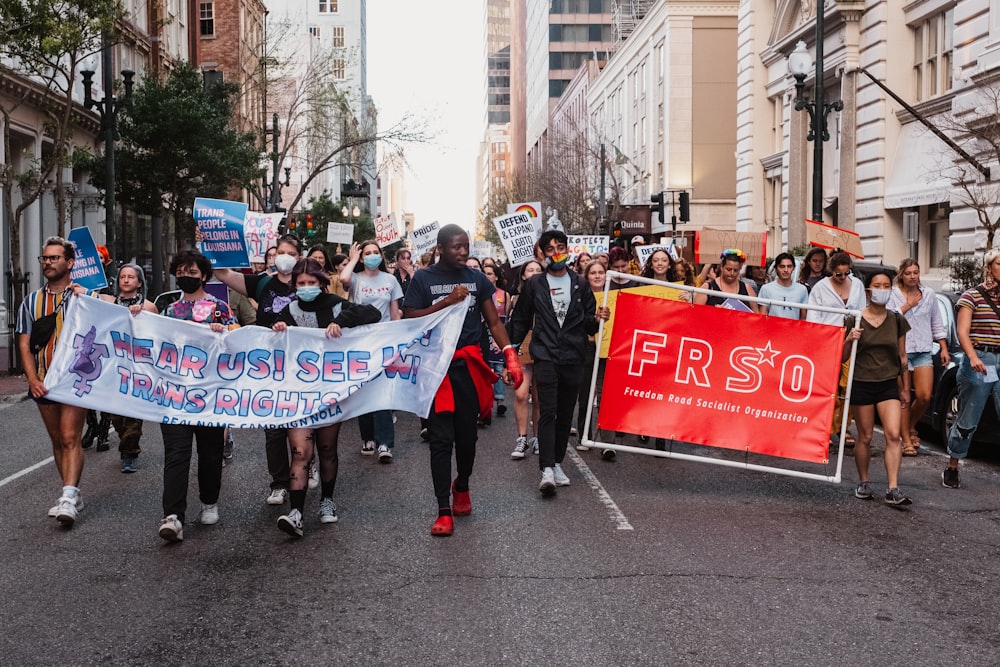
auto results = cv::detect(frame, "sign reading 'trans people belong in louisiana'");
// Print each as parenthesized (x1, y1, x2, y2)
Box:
(194, 197, 250, 268)
(67, 226, 108, 292)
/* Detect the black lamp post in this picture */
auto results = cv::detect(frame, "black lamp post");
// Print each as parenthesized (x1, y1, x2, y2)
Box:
(788, 5, 843, 224)
(81, 48, 134, 264)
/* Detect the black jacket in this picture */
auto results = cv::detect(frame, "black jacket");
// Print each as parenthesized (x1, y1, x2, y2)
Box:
(506, 269, 599, 365)
(275, 293, 381, 329)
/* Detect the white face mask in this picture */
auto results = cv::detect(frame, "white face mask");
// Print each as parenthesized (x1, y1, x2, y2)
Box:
(274, 253, 297, 274)
(870, 288, 892, 305)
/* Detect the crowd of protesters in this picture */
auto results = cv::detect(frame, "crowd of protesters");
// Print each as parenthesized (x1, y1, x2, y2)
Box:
(14, 228, 1000, 541)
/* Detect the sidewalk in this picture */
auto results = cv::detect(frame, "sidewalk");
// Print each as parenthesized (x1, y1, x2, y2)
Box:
(0, 373, 27, 405)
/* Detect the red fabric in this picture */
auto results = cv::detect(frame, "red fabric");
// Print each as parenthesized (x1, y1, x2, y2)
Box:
(434, 345, 499, 419)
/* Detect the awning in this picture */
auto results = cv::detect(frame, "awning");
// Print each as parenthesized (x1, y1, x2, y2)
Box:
(883, 123, 953, 209)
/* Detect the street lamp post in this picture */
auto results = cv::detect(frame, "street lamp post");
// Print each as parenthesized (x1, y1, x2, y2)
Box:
(787, 5, 843, 225)
(81, 48, 134, 264)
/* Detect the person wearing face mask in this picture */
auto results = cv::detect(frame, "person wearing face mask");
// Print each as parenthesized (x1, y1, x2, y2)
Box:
(843, 271, 912, 507)
(157, 250, 238, 542)
(270, 259, 381, 536)
(507, 230, 610, 496)
(213, 234, 302, 506)
(340, 241, 403, 461)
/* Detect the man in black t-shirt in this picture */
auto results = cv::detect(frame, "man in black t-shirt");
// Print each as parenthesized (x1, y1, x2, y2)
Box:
(404, 225, 523, 537)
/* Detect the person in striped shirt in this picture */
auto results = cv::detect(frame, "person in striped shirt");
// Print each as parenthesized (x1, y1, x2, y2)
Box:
(15, 236, 94, 527)
(943, 247, 1000, 489)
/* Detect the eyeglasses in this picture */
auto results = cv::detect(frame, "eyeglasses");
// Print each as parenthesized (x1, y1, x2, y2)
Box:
(38, 255, 66, 263)
(832, 272, 851, 278)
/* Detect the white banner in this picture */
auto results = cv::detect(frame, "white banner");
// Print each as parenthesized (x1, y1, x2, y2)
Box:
(326, 222, 355, 245)
(375, 213, 401, 248)
(43, 296, 467, 428)
(411, 220, 440, 256)
(493, 212, 537, 267)
(567, 235, 609, 259)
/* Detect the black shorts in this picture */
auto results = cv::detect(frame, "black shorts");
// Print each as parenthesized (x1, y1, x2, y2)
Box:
(27, 391, 56, 406)
(850, 379, 899, 406)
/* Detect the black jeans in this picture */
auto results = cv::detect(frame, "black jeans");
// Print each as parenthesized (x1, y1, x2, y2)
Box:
(265, 427, 289, 490)
(533, 360, 583, 469)
(426, 363, 479, 508)
(160, 423, 225, 523)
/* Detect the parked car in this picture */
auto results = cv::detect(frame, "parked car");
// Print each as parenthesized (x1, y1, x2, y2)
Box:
(917, 291, 1000, 454)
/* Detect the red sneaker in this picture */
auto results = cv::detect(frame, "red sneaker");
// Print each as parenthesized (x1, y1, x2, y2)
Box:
(431, 515, 454, 537)
(452, 481, 472, 516)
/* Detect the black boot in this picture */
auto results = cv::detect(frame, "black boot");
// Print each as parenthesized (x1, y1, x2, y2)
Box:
(81, 410, 99, 450)
(95, 413, 112, 451)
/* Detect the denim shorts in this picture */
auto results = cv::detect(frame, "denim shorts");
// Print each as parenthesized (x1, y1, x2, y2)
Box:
(907, 351, 933, 371)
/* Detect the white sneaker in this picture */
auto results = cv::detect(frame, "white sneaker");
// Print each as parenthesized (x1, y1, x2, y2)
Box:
(319, 498, 338, 524)
(539, 467, 556, 496)
(530, 437, 539, 454)
(266, 488, 289, 506)
(54, 496, 78, 526)
(199, 503, 219, 525)
(48, 494, 83, 518)
(377, 444, 393, 463)
(553, 464, 570, 486)
(361, 440, 376, 455)
(511, 436, 529, 460)
(159, 514, 183, 542)
(277, 509, 303, 538)
(307, 459, 320, 490)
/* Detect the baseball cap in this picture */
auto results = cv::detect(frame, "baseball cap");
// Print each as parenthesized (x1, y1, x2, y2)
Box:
(632, 235, 646, 245)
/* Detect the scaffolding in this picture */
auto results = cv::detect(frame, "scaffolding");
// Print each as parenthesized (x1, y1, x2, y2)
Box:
(612, 0, 655, 47)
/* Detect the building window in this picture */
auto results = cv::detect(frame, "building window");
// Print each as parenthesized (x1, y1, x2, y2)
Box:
(319, 0, 338, 13)
(332, 59, 345, 79)
(913, 9, 953, 102)
(309, 26, 320, 38)
(199, 2, 214, 37)
(331, 26, 344, 47)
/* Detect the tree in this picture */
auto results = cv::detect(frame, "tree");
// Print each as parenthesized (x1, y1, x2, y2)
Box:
(299, 191, 374, 248)
(0, 0, 122, 302)
(253, 21, 430, 216)
(87, 63, 262, 249)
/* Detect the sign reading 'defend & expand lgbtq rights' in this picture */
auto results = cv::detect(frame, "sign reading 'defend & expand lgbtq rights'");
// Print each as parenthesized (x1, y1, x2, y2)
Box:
(493, 212, 537, 267)
(194, 197, 250, 268)
(598, 293, 844, 464)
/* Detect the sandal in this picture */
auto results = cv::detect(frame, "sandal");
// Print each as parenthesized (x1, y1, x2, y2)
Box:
(902, 444, 919, 457)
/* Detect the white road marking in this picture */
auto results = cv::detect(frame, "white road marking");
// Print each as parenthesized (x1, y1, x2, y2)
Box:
(0, 457, 54, 489)
(566, 447, 633, 531)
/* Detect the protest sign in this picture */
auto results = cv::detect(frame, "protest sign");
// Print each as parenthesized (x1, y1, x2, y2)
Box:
(567, 235, 609, 259)
(44, 295, 467, 428)
(507, 202, 543, 237)
(806, 219, 864, 259)
(242, 212, 283, 262)
(410, 220, 440, 256)
(375, 214, 401, 248)
(326, 222, 355, 245)
(633, 244, 669, 270)
(694, 228, 767, 266)
(471, 240, 494, 260)
(194, 198, 250, 268)
(597, 284, 688, 358)
(493, 212, 537, 267)
(68, 227, 109, 292)
(598, 294, 842, 464)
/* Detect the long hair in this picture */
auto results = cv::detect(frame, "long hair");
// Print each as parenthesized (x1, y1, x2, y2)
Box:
(640, 248, 674, 280)
(353, 240, 388, 273)
(797, 247, 829, 286)
(896, 258, 920, 288)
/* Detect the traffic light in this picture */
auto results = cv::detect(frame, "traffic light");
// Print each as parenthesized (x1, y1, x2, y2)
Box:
(306, 214, 314, 237)
(611, 221, 623, 246)
(679, 191, 690, 222)
(650, 191, 665, 223)
(287, 216, 296, 232)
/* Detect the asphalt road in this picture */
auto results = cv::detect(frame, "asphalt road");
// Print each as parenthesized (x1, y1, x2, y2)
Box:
(0, 395, 998, 666)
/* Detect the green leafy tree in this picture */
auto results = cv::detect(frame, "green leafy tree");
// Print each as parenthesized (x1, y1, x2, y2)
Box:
(0, 0, 122, 301)
(87, 63, 261, 251)
(299, 191, 374, 248)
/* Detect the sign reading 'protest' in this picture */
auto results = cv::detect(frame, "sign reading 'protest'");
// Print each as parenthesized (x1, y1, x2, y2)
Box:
(567, 235, 609, 259)
(493, 212, 536, 267)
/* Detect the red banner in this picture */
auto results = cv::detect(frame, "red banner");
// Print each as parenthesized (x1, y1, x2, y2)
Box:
(598, 294, 844, 463)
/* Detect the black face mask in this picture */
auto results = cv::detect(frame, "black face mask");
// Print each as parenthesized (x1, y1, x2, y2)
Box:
(176, 276, 203, 294)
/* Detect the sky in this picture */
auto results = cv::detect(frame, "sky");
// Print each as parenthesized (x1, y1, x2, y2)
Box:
(366, 1, 486, 233)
